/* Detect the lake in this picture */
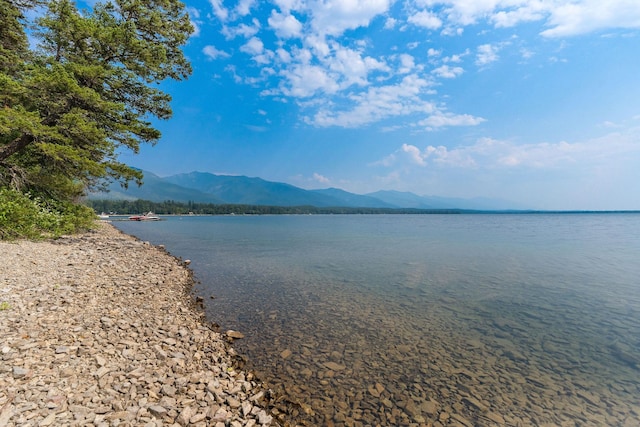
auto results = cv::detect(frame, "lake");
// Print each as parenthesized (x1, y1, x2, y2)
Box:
(114, 214, 640, 426)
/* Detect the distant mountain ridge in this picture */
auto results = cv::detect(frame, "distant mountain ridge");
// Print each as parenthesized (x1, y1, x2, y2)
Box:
(164, 172, 339, 207)
(91, 171, 225, 204)
(89, 170, 527, 210)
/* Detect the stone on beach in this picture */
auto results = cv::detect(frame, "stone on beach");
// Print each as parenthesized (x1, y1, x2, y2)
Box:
(226, 330, 245, 339)
(323, 361, 346, 371)
(280, 349, 292, 359)
(0, 222, 274, 427)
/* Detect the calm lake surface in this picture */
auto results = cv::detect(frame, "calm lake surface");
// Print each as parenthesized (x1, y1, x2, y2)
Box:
(114, 214, 640, 426)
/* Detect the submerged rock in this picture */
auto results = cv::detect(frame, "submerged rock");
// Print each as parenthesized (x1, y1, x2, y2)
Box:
(226, 330, 246, 339)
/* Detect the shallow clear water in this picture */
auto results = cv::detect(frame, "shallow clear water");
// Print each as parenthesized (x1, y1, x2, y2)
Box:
(114, 214, 640, 426)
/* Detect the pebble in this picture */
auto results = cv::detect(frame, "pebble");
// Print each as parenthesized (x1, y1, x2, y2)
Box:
(0, 223, 275, 427)
(223, 254, 640, 427)
(226, 330, 245, 339)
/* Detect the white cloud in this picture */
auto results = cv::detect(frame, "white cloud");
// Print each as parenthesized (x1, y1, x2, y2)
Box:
(413, 1, 541, 28)
(212, 0, 257, 21)
(431, 64, 464, 78)
(276, 48, 292, 63)
(376, 129, 640, 172)
(204, 0, 640, 135)
(419, 112, 485, 128)
(425, 144, 477, 167)
(203, 45, 230, 60)
(274, 0, 304, 14)
(235, 0, 256, 17)
(309, 0, 392, 36)
(490, 135, 633, 168)
(268, 10, 303, 38)
(209, 0, 228, 22)
(240, 37, 265, 56)
(272, 39, 390, 98)
(408, 10, 443, 29)
(398, 54, 416, 74)
(402, 143, 428, 166)
(444, 51, 467, 62)
(476, 43, 499, 66)
(409, 1, 640, 37)
(280, 64, 340, 97)
(305, 34, 331, 58)
(541, 0, 640, 37)
(186, 7, 202, 37)
(384, 17, 398, 29)
(292, 47, 313, 64)
(254, 53, 275, 65)
(372, 152, 397, 167)
(313, 173, 331, 184)
(327, 46, 390, 87)
(492, 4, 545, 28)
(225, 64, 243, 83)
(440, 26, 464, 36)
(433, 1, 492, 26)
(240, 37, 275, 64)
(375, 143, 475, 168)
(307, 74, 437, 127)
(520, 47, 534, 59)
(222, 20, 261, 39)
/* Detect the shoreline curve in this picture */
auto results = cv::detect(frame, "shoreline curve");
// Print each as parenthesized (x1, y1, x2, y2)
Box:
(0, 222, 276, 426)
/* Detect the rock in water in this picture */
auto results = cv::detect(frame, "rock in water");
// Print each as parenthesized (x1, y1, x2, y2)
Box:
(226, 330, 245, 339)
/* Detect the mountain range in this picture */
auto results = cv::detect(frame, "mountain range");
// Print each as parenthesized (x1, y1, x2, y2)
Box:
(89, 170, 527, 210)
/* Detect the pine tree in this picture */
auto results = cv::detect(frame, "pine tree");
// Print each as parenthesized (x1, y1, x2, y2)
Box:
(0, 0, 192, 202)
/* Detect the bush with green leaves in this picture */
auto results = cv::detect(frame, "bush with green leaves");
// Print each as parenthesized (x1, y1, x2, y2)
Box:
(0, 188, 95, 240)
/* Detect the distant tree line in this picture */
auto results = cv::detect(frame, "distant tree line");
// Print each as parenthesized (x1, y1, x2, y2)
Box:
(85, 199, 466, 215)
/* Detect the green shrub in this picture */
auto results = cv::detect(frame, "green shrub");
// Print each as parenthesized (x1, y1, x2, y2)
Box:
(0, 188, 95, 240)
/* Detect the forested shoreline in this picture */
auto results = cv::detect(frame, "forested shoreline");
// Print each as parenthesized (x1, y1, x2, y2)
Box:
(85, 199, 466, 215)
(86, 199, 640, 216)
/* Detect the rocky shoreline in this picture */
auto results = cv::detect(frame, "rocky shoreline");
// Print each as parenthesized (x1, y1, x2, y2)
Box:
(0, 222, 275, 427)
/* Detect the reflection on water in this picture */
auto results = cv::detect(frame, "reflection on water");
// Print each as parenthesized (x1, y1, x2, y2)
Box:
(115, 214, 640, 426)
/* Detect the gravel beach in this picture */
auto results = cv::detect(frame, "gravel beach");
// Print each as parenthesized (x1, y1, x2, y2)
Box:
(0, 222, 275, 427)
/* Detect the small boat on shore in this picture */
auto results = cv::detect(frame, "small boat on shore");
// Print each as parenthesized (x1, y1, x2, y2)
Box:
(98, 212, 110, 220)
(128, 212, 161, 221)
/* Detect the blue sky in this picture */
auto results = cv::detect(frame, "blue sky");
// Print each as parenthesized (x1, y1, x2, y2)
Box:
(116, 0, 640, 210)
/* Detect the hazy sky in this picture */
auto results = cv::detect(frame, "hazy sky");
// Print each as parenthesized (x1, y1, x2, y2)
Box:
(115, 0, 640, 210)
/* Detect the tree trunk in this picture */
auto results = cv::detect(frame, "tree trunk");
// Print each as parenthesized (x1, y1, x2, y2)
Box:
(0, 135, 32, 163)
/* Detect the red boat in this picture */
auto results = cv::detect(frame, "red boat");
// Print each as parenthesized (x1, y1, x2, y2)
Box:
(128, 212, 161, 221)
